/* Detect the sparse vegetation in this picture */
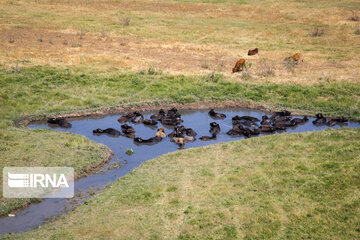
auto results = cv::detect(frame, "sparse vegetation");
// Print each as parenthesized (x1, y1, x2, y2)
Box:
(71, 42, 82, 48)
(310, 25, 325, 37)
(78, 29, 87, 39)
(284, 58, 296, 73)
(355, 27, 360, 35)
(122, 17, 131, 26)
(258, 58, 275, 77)
(100, 28, 107, 39)
(8, 36, 15, 43)
(201, 60, 210, 69)
(0, 0, 359, 83)
(349, 10, 360, 21)
(240, 70, 252, 81)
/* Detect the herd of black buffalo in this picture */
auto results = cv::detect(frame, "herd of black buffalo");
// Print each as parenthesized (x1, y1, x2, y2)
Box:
(47, 108, 348, 147)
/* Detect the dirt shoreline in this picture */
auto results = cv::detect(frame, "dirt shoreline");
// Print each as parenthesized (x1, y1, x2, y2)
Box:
(14, 100, 338, 127)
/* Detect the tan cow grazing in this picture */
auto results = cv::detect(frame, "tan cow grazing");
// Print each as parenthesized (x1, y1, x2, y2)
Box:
(285, 53, 303, 64)
(248, 48, 258, 56)
(232, 58, 246, 73)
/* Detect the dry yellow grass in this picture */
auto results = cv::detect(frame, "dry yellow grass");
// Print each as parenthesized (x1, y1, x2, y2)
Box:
(1, 0, 360, 84)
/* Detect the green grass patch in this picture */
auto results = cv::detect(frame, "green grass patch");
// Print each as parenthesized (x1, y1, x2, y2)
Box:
(0, 66, 359, 128)
(0, 127, 110, 216)
(9, 128, 360, 239)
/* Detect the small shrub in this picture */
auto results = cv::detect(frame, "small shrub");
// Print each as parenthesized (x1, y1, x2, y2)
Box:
(122, 17, 131, 26)
(205, 71, 223, 83)
(37, 36, 43, 42)
(259, 58, 275, 77)
(241, 71, 252, 81)
(147, 66, 162, 75)
(118, 38, 127, 46)
(284, 59, 296, 73)
(355, 27, 360, 35)
(100, 28, 107, 38)
(71, 42, 82, 48)
(310, 25, 325, 37)
(12, 63, 20, 73)
(201, 60, 209, 69)
(8, 36, 15, 43)
(49, 38, 53, 44)
(78, 29, 87, 39)
(62, 40, 68, 45)
(349, 10, 359, 22)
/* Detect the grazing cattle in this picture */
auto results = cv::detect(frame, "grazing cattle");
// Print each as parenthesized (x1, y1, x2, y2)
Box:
(248, 48, 258, 56)
(232, 58, 246, 73)
(284, 53, 303, 64)
(155, 127, 166, 138)
(47, 118, 72, 128)
(93, 128, 121, 136)
(208, 109, 226, 120)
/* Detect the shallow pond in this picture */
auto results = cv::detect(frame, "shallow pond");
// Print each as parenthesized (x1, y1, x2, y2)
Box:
(1, 108, 359, 235)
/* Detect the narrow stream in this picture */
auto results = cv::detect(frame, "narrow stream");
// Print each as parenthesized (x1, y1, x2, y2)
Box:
(1, 108, 359, 235)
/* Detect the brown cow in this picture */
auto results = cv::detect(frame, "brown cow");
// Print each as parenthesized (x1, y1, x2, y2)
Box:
(284, 53, 303, 64)
(232, 59, 246, 73)
(248, 48, 258, 56)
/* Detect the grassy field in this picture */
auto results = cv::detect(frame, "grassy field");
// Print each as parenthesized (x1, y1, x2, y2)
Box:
(0, 66, 359, 129)
(0, 127, 111, 216)
(3, 128, 358, 239)
(1, 0, 359, 83)
(0, 0, 359, 237)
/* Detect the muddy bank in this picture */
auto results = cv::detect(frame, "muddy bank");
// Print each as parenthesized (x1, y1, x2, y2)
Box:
(14, 100, 350, 128)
